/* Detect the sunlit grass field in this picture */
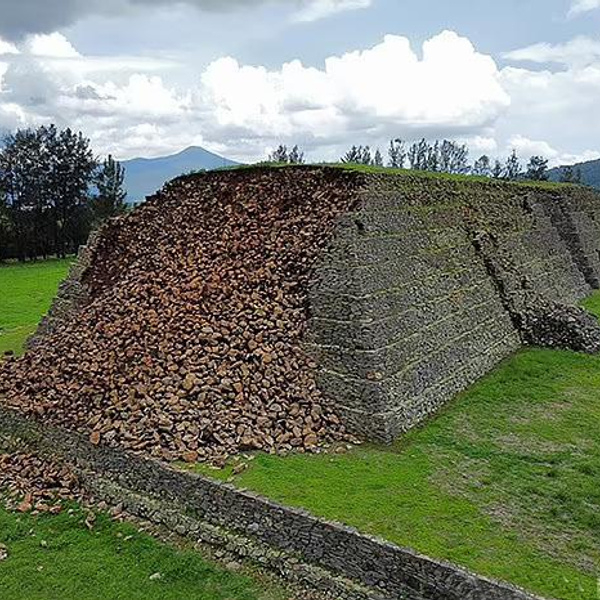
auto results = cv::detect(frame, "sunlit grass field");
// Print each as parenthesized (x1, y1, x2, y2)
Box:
(0, 259, 72, 356)
(0, 503, 287, 600)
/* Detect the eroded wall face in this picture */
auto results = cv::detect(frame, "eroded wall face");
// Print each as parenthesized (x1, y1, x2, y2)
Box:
(541, 187, 600, 289)
(308, 176, 600, 442)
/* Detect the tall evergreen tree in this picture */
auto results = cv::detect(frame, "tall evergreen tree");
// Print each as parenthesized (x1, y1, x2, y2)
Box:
(49, 127, 97, 257)
(492, 159, 504, 179)
(268, 145, 288, 163)
(526, 155, 549, 181)
(92, 155, 127, 223)
(0, 125, 97, 260)
(407, 139, 429, 170)
(388, 139, 406, 168)
(341, 145, 361, 164)
(435, 140, 469, 174)
(373, 148, 383, 167)
(341, 145, 372, 165)
(407, 142, 419, 170)
(449, 143, 469, 174)
(360, 146, 373, 165)
(267, 144, 305, 164)
(505, 149, 521, 181)
(439, 140, 454, 173)
(472, 155, 491, 177)
(416, 139, 428, 170)
(288, 145, 305, 164)
(426, 141, 440, 172)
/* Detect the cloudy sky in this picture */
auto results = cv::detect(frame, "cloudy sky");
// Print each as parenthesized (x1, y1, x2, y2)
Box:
(0, 0, 599, 166)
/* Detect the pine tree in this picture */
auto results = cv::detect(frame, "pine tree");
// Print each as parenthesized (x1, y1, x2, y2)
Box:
(360, 146, 372, 165)
(49, 127, 98, 257)
(269, 145, 288, 163)
(416, 139, 428, 170)
(388, 139, 406, 168)
(449, 143, 469, 174)
(492, 159, 504, 179)
(373, 148, 383, 167)
(92, 155, 127, 224)
(426, 141, 440, 172)
(0, 125, 97, 260)
(341, 145, 362, 164)
(505, 150, 521, 181)
(407, 142, 419, 170)
(288, 145, 305, 164)
(439, 140, 454, 173)
(472, 155, 491, 177)
(341, 145, 373, 165)
(525, 156, 549, 181)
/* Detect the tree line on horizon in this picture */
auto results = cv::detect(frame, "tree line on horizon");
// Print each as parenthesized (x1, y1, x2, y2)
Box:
(0, 125, 127, 262)
(269, 139, 584, 183)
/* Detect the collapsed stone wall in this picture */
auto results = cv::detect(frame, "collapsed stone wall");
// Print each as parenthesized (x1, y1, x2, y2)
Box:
(307, 175, 600, 442)
(2, 168, 362, 463)
(8, 168, 600, 449)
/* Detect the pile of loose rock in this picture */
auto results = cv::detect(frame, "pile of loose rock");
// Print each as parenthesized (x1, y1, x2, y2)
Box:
(0, 449, 84, 513)
(0, 167, 361, 464)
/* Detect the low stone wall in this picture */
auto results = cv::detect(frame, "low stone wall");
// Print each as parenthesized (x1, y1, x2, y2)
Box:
(0, 405, 545, 600)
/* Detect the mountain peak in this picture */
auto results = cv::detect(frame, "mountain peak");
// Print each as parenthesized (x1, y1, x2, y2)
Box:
(122, 146, 238, 203)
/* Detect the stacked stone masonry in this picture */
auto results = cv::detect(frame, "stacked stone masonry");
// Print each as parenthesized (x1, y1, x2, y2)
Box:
(307, 173, 600, 442)
(26, 228, 101, 351)
(24, 168, 600, 444)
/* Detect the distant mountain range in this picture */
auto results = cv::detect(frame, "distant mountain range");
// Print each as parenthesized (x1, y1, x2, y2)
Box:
(122, 146, 239, 203)
(548, 158, 600, 190)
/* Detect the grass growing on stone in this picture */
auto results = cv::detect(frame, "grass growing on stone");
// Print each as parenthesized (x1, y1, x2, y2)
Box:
(188, 296, 600, 600)
(0, 505, 288, 600)
(0, 258, 72, 356)
(212, 162, 574, 191)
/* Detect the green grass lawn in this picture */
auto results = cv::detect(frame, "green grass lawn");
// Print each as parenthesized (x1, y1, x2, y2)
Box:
(0, 259, 72, 355)
(188, 298, 600, 600)
(0, 505, 287, 600)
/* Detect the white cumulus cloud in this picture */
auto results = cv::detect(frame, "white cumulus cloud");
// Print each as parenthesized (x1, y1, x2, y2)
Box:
(199, 31, 509, 153)
(505, 135, 600, 167)
(0, 29, 512, 160)
(25, 32, 80, 58)
(2, 28, 598, 169)
(496, 54, 600, 167)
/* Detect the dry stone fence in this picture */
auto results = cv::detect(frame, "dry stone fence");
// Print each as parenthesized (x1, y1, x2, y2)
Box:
(2, 166, 600, 600)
